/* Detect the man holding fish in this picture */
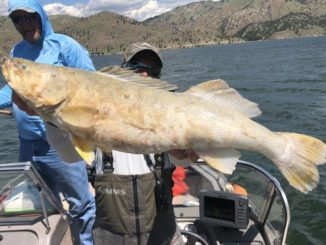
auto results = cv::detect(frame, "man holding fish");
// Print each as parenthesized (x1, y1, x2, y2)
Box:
(0, 0, 95, 244)
(91, 43, 185, 245)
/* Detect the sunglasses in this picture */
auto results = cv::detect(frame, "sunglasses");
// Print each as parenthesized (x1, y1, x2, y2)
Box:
(122, 62, 161, 78)
(11, 13, 38, 25)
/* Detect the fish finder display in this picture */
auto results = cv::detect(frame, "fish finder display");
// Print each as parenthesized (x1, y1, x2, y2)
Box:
(200, 190, 249, 229)
(204, 196, 235, 222)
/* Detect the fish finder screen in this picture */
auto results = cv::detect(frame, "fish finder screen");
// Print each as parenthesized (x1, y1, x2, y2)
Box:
(204, 196, 235, 222)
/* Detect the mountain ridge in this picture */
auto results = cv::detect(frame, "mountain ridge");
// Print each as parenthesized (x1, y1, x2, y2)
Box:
(0, 0, 325, 56)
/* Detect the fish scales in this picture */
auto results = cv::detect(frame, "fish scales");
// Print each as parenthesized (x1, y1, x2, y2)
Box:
(60, 70, 269, 153)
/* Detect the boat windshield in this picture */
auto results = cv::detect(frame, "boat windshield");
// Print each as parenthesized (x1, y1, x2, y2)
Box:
(227, 161, 290, 244)
(0, 162, 62, 225)
(173, 160, 290, 245)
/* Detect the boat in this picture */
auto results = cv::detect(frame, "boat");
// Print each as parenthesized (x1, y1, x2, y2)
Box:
(0, 160, 289, 245)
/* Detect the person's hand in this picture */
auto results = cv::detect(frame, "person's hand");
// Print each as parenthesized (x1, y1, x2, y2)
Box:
(12, 91, 37, 115)
(169, 149, 199, 162)
(134, 70, 149, 77)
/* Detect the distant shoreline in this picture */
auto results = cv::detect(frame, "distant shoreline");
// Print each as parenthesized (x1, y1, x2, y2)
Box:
(91, 34, 325, 57)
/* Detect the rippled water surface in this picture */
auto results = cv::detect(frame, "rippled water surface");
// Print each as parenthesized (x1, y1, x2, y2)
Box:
(1, 36, 325, 244)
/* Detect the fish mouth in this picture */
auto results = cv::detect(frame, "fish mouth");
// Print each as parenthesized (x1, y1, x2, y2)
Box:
(0, 56, 6, 65)
(0, 60, 10, 83)
(1, 59, 23, 88)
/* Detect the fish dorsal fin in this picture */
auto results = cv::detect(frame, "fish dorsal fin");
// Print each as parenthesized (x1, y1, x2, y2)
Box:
(185, 79, 261, 118)
(99, 66, 178, 92)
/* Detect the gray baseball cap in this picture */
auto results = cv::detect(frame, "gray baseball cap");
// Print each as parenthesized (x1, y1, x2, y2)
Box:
(123, 42, 163, 68)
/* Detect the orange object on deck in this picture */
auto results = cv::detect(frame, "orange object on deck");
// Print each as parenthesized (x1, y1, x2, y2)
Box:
(172, 166, 189, 196)
(232, 183, 248, 196)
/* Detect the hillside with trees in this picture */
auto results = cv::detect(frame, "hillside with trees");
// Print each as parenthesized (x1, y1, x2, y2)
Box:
(0, 0, 325, 56)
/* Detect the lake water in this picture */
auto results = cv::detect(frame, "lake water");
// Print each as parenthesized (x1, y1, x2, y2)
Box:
(1, 36, 325, 244)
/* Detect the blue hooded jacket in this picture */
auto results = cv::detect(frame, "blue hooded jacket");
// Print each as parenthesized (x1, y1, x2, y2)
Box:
(0, 0, 95, 140)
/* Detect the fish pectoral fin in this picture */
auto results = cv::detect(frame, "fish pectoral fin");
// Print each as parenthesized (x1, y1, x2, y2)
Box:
(60, 106, 98, 129)
(194, 148, 241, 175)
(184, 79, 261, 118)
(71, 135, 95, 165)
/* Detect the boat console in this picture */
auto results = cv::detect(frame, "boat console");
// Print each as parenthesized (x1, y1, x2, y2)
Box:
(199, 190, 249, 230)
(174, 160, 290, 245)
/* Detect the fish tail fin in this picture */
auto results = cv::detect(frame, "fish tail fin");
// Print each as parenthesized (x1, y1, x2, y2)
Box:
(275, 132, 326, 194)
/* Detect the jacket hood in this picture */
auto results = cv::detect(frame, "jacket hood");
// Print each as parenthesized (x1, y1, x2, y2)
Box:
(8, 0, 54, 41)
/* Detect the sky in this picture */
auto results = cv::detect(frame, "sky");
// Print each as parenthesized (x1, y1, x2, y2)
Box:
(0, 0, 221, 21)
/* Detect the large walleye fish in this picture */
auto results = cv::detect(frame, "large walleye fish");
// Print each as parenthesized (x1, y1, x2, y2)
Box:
(1, 58, 325, 194)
